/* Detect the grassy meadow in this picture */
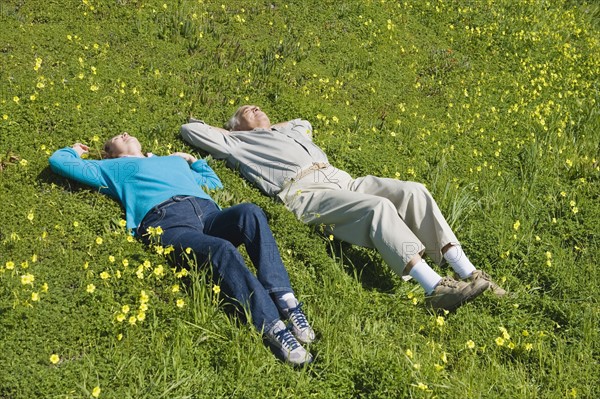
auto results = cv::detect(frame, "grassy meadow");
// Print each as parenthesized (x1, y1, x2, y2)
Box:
(1, 0, 599, 397)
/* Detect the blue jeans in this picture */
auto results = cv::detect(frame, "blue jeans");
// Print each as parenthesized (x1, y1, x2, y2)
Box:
(138, 196, 292, 333)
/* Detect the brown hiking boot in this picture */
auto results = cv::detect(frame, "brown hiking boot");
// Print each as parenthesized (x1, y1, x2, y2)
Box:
(468, 270, 507, 297)
(426, 276, 489, 312)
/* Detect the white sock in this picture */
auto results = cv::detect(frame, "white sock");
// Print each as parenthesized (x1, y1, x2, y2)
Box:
(409, 260, 442, 295)
(276, 292, 298, 313)
(443, 245, 476, 279)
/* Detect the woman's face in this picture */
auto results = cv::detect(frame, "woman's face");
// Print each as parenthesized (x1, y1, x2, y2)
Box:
(104, 132, 142, 158)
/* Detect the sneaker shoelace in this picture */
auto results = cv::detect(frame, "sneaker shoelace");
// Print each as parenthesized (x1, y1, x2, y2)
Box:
(288, 302, 310, 330)
(274, 328, 300, 351)
(437, 277, 459, 289)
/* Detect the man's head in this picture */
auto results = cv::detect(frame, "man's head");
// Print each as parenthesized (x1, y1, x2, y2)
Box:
(226, 105, 271, 131)
(102, 132, 144, 158)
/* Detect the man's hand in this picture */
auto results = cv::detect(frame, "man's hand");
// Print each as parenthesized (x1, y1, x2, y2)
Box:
(170, 152, 198, 164)
(72, 143, 89, 157)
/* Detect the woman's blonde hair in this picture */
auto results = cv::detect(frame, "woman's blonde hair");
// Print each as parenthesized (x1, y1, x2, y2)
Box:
(102, 138, 115, 159)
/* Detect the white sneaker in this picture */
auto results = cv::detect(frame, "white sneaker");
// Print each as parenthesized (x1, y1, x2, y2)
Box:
(284, 302, 316, 344)
(266, 321, 313, 366)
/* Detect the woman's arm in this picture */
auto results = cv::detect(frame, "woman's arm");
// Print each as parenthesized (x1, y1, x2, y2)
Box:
(171, 152, 223, 191)
(49, 144, 111, 192)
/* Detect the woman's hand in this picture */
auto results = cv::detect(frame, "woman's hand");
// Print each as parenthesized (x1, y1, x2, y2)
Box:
(170, 152, 198, 164)
(72, 143, 89, 157)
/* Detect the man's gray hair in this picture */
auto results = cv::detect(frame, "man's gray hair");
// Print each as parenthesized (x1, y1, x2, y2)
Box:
(225, 106, 245, 131)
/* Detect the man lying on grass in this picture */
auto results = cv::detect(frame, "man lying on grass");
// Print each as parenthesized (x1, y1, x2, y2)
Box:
(49, 132, 315, 366)
(181, 105, 506, 313)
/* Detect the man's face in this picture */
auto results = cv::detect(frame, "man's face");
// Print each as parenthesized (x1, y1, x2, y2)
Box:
(236, 105, 271, 130)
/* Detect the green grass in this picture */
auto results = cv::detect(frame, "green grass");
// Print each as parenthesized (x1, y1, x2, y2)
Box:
(1, 0, 599, 398)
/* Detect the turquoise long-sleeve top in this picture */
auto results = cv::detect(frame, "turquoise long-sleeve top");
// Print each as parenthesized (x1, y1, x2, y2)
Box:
(49, 147, 223, 234)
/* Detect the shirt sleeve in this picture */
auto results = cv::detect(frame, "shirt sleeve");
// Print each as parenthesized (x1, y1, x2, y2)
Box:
(190, 159, 224, 190)
(180, 119, 232, 159)
(287, 119, 314, 141)
(48, 147, 115, 196)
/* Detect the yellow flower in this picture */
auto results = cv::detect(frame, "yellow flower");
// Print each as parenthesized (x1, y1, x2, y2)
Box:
(126, 235, 135, 243)
(31, 292, 40, 301)
(108, 255, 115, 263)
(41, 283, 49, 292)
(405, 349, 413, 359)
(73, 221, 79, 227)
(19, 159, 28, 167)
(121, 305, 130, 314)
(136, 311, 146, 322)
(86, 284, 96, 293)
(116, 313, 126, 322)
(49, 354, 60, 364)
(13, 96, 20, 104)
(513, 220, 520, 231)
(100, 271, 110, 280)
(171, 284, 180, 293)
(328, 234, 334, 241)
(118, 219, 127, 227)
(95, 237, 103, 245)
(5, 261, 15, 270)
(176, 298, 185, 308)
(495, 337, 505, 346)
(91, 386, 101, 398)
(31, 254, 38, 262)
(90, 84, 99, 92)
(117, 333, 123, 341)
(21, 273, 35, 285)
(416, 382, 428, 391)
(466, 340, 475, 349)
(176, 269, 189, 278)
(212, 285, 221, 294)
(524, 343, 533, 351)
(139, 290, 149, 304)
(436, 316, 445, 327)
(128, 316, 137, 325)
(153, 265, 164, 277)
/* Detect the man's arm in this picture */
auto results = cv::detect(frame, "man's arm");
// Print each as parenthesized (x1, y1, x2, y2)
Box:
(180, 118, 232, 159)
(275, 119, 313, 141)
(271, 121, 292, 129)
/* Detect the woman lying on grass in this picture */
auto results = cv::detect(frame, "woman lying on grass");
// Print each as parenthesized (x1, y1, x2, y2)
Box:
(49, 132, 315, 366)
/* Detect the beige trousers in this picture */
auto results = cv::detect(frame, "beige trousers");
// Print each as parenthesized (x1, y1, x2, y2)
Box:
(278, 166, 459, 276)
